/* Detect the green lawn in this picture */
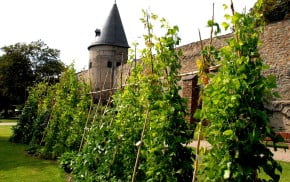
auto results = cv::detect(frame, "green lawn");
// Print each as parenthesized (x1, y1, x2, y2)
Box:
(258, 160, 290, 181)
(1, 125, 289, 181)
(0, 118, 18, 123)
(278, 161, 290, 181)
(0, 126, 66, 182)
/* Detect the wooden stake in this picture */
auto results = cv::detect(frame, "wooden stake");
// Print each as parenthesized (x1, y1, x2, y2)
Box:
(210, 3, 215, 46)
(91, 70, 109, 125)
(192, 123, 202, 182)
(198, 29, 204, 51)
(192, 4, 215, 182)
(78, 96, 93, 152)
(146, 11, 154, 74)
(131, 109, 150, 182)
(230, 0, 241, 57)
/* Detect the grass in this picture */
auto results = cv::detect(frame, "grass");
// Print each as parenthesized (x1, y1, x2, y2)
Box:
(0, 118, 18, 123)
(262, 141, 289, 150)
(279, 161, 290, 181)
(1, 124, 288, 182)
(259, 161, 290, 181)
(0, 126, 66, 182)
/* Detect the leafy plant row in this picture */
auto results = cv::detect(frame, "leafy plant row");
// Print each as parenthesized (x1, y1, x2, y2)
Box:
(194, 1, 282, 181)
(10, 66, 91, 159)
(71, 12, 194, 182)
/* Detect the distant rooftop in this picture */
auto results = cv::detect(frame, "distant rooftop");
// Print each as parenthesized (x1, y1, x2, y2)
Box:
(88, 3, 129, 49)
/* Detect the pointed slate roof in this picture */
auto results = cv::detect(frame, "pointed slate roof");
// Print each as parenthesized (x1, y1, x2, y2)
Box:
(88, 3, 129, 49)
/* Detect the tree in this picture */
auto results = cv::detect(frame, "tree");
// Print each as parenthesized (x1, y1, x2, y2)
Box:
(0, 51, 33, 116)
(251, 0, 289, 24)
(0, 40, 64, 117)
(1, 40, 64, 82)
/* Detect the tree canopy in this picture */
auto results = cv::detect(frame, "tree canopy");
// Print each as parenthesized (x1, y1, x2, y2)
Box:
(0, 40, 65, 117)
(251, 0, 289, 24)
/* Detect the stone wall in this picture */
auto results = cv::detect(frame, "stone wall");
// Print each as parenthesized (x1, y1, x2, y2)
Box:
(260, 19, 290, 100)
(80, 18, 290, 132)
(265, 101, 290, 132)
(77, 70, 89, 83)
(115, 61, 132, 87)
(177, 19, 290, 132)
(177, 34, 231, 75)
(260, 19, 290, 132)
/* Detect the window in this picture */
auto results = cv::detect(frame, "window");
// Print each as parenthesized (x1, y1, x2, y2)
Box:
(89, 62, 92, 68)
(107, 61, 112, 68)
(116, 62, 121, 67)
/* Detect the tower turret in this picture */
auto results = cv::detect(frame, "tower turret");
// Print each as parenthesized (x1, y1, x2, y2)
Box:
(88, 3, 129, 100)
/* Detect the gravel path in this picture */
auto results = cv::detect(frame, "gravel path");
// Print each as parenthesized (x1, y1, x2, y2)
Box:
(189, 140, 290, 162)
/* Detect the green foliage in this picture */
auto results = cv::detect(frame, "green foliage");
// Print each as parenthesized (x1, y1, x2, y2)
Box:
(0, 50, 34, 116)
(10, 66, 91, 160)
(39, 66, 91, 159)
(72, 107, 117, 181)
(1, 40, 64, 82)
(251, 0, 289, 24)
(10, 82, 50, 144)
(0, 40, 64, 117)
(72, 12, 194, 181)
(59, 151, 77, 173)
(29, 83, 55, 147)
(198, 4, 282, 182)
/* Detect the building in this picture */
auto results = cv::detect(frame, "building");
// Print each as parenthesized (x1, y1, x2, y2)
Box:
(85, 3, 129, 100)
(80, 3, 290, 132)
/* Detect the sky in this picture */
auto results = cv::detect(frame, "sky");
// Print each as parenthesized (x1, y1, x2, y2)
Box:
(0, 0, 256, 71)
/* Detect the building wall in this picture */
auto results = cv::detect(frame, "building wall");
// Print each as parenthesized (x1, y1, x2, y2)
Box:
(88, 45, 128, 99)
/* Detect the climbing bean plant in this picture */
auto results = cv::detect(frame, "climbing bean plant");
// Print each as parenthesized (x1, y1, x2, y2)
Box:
(29, 82, 55, 148)
(197, 2, 282, 181)
(40, 66, 91, 159)
(72, 12, 194, 181)
(10, 82, 50, 144)
(11, 66, 92, 160)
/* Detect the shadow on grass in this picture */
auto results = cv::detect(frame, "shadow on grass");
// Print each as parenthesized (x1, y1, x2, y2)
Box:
(0, 138, 58, 171)
(0, 118, 18, 123)
(0, 136, 8, 141)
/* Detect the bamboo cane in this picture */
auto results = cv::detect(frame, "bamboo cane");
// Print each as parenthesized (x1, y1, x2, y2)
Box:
(131, 109, 150, 182)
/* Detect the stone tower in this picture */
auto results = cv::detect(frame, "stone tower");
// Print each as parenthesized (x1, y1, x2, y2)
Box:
(88, 3, 129, 99)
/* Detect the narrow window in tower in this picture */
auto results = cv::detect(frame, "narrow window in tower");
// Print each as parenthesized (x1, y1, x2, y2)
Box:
(107, 61, 112, 68)
(89, 62, 92, 68)
(116, 62, 121, 67)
